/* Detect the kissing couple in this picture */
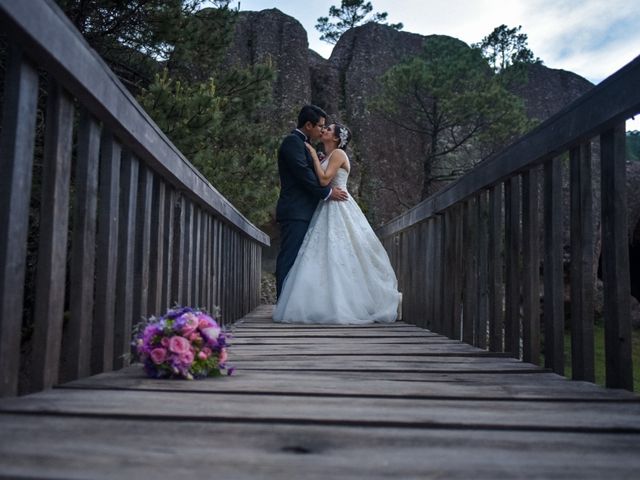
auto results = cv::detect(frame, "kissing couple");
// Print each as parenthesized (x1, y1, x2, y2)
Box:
(273, 105, 401, 324)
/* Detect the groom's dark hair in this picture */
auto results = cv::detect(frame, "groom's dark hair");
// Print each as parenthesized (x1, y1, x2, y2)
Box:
(297, 104, 327, 128)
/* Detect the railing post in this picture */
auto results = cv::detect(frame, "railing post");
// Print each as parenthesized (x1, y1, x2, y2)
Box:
(544, 158, 565, 375)
(0, 47, 38, 397)
(30, 81, 74, 392)
(398, 229, 409, 323)
(425, 219, 436, 331)
(416, 222, 428, 328)
(476, 192, 489, 349)
(133, 165, 152, 323)
(92, 130, 121, 374)
(162, 189, 175, 309)
(488, 184, 504, 352)
(184, 200, 194, 306)
(194, 207, 202, 306)
(570, 143, 595, 381)
(432, 216, 444, 334)
(600, 125, 633, 390)
(522, 167, 541, 365)
(443, 210, 455, 337)
(148, 177, 165, 315)
(463, 198, 477, 344)
(452, 206, 464, 340)
(504, 176, 522, 358)
(202, 213, 210, 311)
(66, 108, 100, 382)
(113, 152, 138, 370)
(171, 194, 185, 306)
(214, 217, 222, 310)
(402, 228, 412, 325)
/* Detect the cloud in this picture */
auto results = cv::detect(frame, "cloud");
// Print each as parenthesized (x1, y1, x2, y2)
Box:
(519, 0, 640, 82)
(233, 0, 640, 124)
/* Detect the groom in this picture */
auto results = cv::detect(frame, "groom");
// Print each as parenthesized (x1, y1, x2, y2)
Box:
(275, 105, 348, 299)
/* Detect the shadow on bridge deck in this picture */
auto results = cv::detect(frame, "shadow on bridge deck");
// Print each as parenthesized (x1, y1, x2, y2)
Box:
(0, 305, 639, 478)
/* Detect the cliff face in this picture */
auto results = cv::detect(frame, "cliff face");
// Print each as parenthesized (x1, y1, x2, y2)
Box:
(322, 25, 449, 225)
(227, 9, 637, 234)
(226, 9, 313, 119)
(507, 62, 594, 122)
(226, 9, 640, 315)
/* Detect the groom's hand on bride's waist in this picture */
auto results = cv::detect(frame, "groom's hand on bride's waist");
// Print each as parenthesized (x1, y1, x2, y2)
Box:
(328, 187, 349, 201)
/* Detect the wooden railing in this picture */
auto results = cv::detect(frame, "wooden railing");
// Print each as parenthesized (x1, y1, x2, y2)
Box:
(0, 0, 269, 398)
(378, 55, 640, 391)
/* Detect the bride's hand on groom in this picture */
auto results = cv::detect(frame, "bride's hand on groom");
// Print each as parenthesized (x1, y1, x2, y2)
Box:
(329, 187, 349, 201)
(304, 142, 316, 155)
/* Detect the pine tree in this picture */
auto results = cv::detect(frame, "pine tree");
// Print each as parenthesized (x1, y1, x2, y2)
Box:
(316, 0, 402, 44)
(138, 5, 280, 225)
(473, 24, 542, 74)
(57, 0, 280, 225)
(373, 37, 532, 199)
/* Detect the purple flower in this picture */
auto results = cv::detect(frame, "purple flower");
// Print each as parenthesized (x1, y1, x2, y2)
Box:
(164, 306, 194, 319)
(133, 306, 232, 380)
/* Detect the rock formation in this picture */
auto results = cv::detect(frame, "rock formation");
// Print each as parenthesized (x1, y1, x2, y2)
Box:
(228, 9, 639, 318)
(226, 9, 313, 120)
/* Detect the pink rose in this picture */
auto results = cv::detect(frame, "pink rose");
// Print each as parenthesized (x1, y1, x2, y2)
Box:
(219, 348, 228, 364)
(180, 350, 195, 365)
(180, 313, 199, 336)
(161, 337, 170, 348)
(150, 348, 167, 365)
(188, 332, 202, 343)
(197, 350, 209, 360)
(168, 335, 191, 355)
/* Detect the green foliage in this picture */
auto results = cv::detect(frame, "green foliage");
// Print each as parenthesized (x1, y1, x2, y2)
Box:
(627, 130, 640, 161)
(372, 36, 532, 198)
(166, 5, 238, 83)
(316, 0, 403, 44)
(57, 0, 280, 225)
(473, 24, 542, 74)
(56, 0, 206, 90)
(138, 63, 280, 226)
(560, 323, 640, 392)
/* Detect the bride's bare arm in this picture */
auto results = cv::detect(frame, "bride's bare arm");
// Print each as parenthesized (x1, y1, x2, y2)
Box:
(306, 144, 346, 186)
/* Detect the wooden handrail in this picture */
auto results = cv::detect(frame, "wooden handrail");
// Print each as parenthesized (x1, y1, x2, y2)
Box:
(0, 0, 268, 398)
(0, 0, 268, 245)
(378, 56, 639, 391)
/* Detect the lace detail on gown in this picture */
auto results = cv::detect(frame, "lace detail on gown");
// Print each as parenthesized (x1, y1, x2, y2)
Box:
(273, 152, 400, 324)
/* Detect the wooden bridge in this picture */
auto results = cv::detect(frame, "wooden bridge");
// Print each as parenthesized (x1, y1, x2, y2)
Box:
(1, 1, 639, 478)
(1, 305, 639, 478)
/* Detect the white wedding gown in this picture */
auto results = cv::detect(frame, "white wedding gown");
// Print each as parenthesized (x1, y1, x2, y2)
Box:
(273, 153, 400, 324)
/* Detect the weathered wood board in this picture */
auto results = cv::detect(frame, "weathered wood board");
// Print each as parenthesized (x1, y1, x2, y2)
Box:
(0, 305, 638, 479)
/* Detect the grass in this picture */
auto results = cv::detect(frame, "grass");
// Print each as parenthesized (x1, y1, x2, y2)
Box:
(562, 324, 640, 392)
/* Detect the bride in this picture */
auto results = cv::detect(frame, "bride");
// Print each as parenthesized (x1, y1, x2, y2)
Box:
(272, 122, 401, 324)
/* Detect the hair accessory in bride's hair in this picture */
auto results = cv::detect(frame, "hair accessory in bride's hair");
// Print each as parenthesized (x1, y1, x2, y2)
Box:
(337, 124, 350, 149)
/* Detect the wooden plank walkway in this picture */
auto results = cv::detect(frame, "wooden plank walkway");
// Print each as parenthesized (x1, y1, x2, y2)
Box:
(1, 305, 639, 479)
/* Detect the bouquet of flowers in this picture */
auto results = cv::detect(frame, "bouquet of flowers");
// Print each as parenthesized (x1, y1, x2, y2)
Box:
(133, 306, 233, 379)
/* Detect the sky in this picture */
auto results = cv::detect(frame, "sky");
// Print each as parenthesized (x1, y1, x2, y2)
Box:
(230, 0, 640, 130)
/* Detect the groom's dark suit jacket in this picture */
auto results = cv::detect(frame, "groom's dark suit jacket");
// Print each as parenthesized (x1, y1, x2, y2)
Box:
(276, 130, 331, 222)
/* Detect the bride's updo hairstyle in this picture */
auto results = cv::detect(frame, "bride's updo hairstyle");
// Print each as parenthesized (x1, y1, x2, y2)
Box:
(334, 123, 352, 149)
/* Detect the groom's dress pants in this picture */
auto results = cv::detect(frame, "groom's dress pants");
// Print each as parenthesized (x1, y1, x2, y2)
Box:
(276, 220, 309, 299)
